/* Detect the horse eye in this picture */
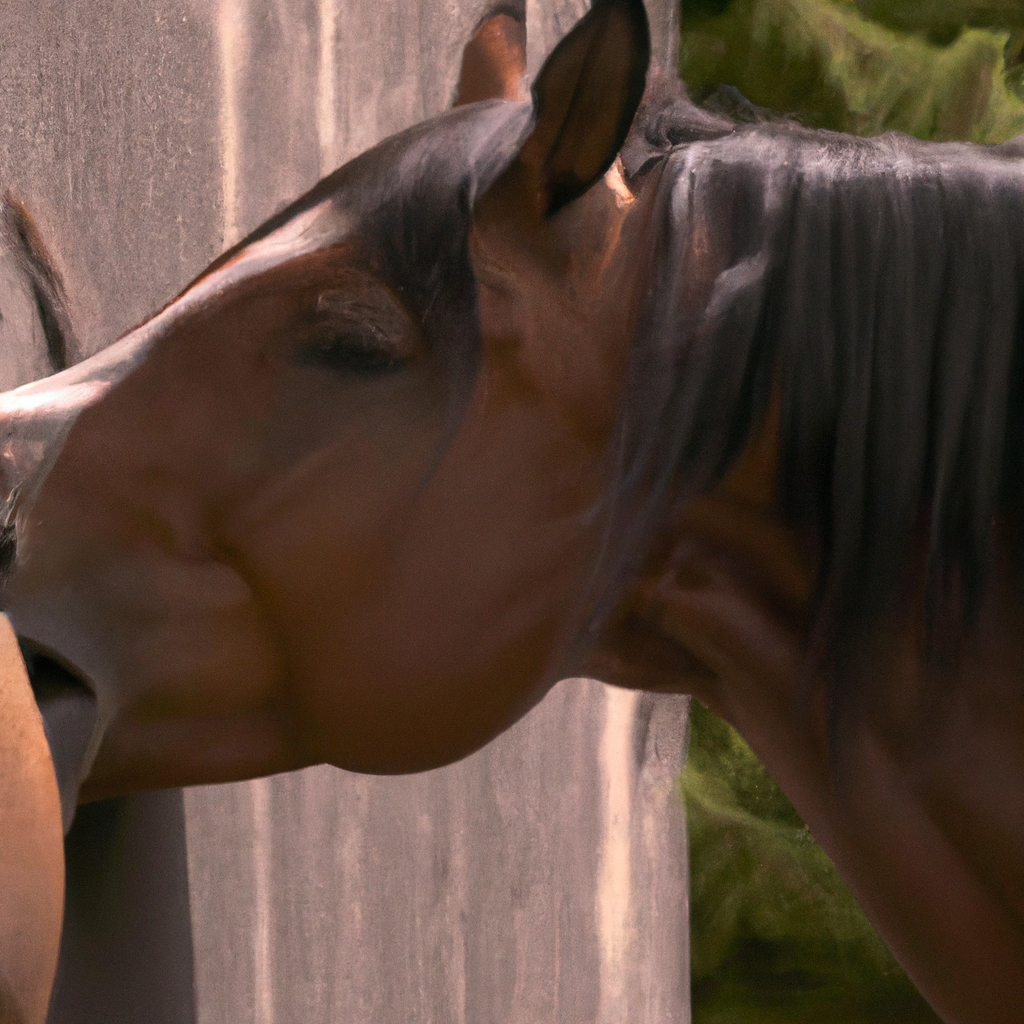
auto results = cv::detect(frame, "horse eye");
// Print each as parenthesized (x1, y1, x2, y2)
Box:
(295, 290, 413, 375)
(299, 327, 403, 375)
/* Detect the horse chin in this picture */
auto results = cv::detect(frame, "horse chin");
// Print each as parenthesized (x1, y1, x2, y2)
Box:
(291, 652, 560, 778)
(316, 711, 534, 777)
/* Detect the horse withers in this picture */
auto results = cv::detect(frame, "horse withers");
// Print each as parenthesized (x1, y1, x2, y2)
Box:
(0, 0, 1022, 1021)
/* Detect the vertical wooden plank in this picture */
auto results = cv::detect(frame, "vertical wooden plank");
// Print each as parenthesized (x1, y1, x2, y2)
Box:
(47, 792, 196, 1024)
(186, 681, 691, 1023)
(0, 8, 219, 1021)
(0, 0, 224, 359)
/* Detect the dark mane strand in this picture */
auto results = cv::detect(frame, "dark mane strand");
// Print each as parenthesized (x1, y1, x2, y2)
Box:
(606, 108, 1024, 739)
(620, 65, 737, 180)
(621, 67, 785, 182)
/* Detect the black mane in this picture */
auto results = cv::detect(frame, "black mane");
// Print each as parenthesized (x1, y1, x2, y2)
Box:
(620, 66, 738, 179)
(609, 84, 1024, 716)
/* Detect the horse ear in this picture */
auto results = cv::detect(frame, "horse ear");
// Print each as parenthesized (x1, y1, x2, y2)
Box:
(454, 12, 528, 105)
(520, 0, 649, 215)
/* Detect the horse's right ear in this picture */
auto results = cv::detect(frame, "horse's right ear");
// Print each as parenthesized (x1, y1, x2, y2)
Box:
(454, 12, 528, 105)
(516, 0, 649, 216)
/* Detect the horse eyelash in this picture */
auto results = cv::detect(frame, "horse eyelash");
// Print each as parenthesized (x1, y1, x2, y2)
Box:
(294, 295, 412, 375)
(297, 327, 405, 375)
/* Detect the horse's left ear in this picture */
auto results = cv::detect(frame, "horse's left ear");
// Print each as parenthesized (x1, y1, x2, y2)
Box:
(519, 0, 649, 215)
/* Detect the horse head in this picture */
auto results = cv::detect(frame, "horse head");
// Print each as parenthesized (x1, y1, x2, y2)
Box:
(0, 0, 659, 798)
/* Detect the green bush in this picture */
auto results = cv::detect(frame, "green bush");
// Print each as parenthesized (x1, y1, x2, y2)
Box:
(679, 0, 1024, 141)
(683, 703, 942, 1022)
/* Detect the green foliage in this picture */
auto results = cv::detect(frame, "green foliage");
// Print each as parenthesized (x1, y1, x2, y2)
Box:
(683, 704, 943, 1022)
(856, 0, 1024, 37)
(679, 0, 1024, 142)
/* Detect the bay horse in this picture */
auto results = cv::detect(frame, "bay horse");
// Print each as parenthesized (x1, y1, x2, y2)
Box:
(0, 0, 1022, 1021)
